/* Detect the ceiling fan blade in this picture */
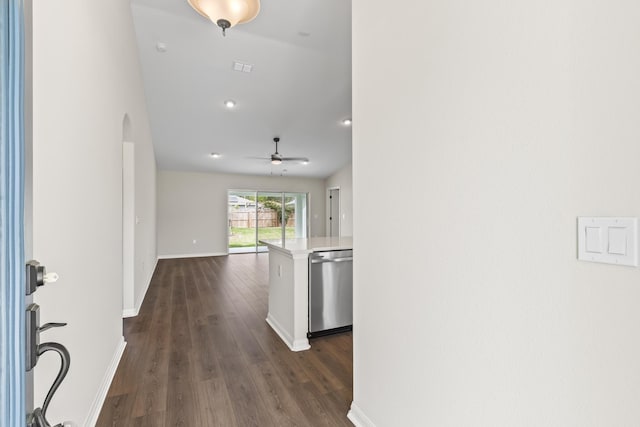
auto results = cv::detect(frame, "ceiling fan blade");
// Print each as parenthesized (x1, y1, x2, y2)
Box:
(251, 137, 309, 164)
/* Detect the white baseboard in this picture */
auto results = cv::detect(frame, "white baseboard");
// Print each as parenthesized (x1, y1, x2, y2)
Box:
(147, 256, 158, 285)
(291, 338, 310, 351)
(347, 402, 377, 427)
(122, 308, 138, 318)
(83, 337, 126, 427)
(157, 252, 228, 259)
(122, 257, 159, 318)
(135, 256, 157, 314)
(266, 314, 310, 352)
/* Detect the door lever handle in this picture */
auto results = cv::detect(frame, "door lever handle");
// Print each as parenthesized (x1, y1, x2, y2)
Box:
(39, 323, 67, 333)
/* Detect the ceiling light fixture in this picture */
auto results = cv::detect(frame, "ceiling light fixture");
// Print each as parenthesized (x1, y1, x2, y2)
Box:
(210, 152, 221, 158)
(224, 99, 236, 108)
(271, 158, 282, 165)
(187, 0, 260, 37)
(342, 118, 352, 126)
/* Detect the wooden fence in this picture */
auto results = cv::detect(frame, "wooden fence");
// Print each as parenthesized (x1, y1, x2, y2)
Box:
(229, 209, 294, 228)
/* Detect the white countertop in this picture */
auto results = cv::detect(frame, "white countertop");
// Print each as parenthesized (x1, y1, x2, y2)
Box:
(260, 236, 353, 255)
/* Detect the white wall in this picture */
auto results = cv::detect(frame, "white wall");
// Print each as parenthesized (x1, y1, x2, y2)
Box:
(122, 141, 135, 314)
(351, 1, 640, 426)
(31, 0, 156, 424)
(325, 163, 353, 236)
(132, 121, 157, 313)
(157, 170, 326, 257)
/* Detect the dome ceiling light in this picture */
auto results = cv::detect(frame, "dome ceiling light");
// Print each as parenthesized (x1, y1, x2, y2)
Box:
(187, 0, 260, 37)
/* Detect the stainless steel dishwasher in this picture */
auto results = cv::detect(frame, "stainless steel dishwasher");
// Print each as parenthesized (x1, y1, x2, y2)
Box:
(308, 249, 353, 338)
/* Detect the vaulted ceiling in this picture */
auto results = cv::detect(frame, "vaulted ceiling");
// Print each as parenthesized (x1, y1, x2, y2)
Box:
(131, 0, 352, 178)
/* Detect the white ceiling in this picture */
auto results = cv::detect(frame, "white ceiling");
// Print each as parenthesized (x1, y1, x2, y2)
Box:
(130, 0, 352, 178)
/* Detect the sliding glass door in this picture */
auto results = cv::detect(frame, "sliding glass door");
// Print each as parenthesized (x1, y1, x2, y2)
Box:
(228, 191, 259, 253)
(284, 192, 308, 240)
(256, 192, 283, 252)
(228, 190, 308, 254)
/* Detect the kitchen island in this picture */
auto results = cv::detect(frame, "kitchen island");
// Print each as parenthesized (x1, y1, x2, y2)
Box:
(260, 236, 353, 351)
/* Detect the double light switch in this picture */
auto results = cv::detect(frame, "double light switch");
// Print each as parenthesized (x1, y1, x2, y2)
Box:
(578, 217, 638, 266)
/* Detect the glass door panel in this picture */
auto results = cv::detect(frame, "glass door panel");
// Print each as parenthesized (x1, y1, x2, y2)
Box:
(284, 193, 308, 240)
(257, 192, 284, 252)
(228, 190, 258, 253)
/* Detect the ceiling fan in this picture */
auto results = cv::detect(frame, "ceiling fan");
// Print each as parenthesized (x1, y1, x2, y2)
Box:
(260, 137, 309, 165)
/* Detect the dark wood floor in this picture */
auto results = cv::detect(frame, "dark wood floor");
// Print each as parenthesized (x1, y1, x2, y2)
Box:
(96, 254, 353, 427)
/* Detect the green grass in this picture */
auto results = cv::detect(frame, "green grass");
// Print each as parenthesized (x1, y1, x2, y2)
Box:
(229, 227, 295, 248)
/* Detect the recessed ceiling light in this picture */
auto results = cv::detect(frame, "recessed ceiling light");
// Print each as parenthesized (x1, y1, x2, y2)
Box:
(210, 152, 221, 158)
(224, 100, 236, 108)
(342, 118, 352, 126)
(156, 42, 167, 53)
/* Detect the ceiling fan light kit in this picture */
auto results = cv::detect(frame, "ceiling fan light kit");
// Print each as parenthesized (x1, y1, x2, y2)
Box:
(187, 0, 260, 36)
(266, 137, 309, 166)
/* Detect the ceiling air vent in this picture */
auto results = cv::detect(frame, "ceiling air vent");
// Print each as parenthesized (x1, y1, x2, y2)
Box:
(233, 61, 253, 73)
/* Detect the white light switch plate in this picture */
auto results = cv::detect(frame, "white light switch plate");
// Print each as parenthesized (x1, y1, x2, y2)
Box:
(578, 217, 638, 266)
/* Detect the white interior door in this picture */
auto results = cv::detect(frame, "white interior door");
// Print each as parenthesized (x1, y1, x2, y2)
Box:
(329, 188, 340, 237)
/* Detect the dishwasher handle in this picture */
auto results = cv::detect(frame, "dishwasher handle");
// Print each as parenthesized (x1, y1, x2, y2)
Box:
(310, 256, 353, 264)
